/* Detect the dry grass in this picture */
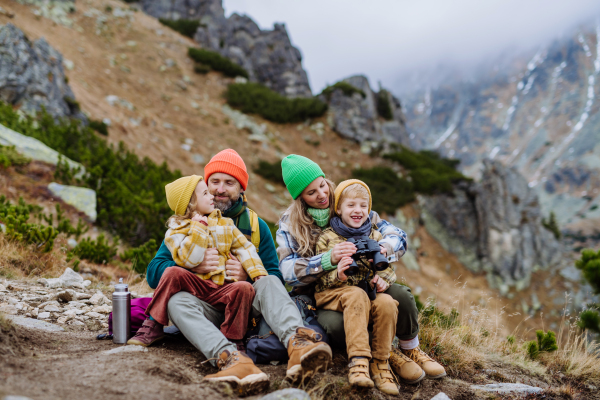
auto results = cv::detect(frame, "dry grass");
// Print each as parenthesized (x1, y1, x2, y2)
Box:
(0, 234, 69, 280)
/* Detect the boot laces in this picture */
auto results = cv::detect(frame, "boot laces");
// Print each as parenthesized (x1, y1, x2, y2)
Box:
(201, 351, 241, 370)
(292, 330, 320, 348)
(406, 348, 431, 362)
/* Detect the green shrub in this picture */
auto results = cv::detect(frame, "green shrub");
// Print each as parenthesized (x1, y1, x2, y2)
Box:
(507, 335, 515, 345)
(159, 19, 201, 38)
(120, 239, 158, 274)
(351, 166, 414, 215)
(321, 81, 365, 101)
(377, 90, 393, 120)
(253, 160, 283, 185)
(41, 204, 89, 240)
(194, 63, 211, 74)
(420, 303, 460, 328)
(225, 82, 328, 124)
(575, 249, 600, 334)
(89, 119, 108, 136)
(578, 308, 600, 334)
(384, 146, 469, 195)
(188, 48, 248, 78)
(0, 101, 181, 247)
(0, 196, 57, 252)
(542, 211, 561, 239)
(525, 329, 558, 359)
(68, 234, 117, 264)
(0, 145, 30, 168)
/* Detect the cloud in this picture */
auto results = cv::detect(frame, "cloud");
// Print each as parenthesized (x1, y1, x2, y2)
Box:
(224, 0, 600, 95)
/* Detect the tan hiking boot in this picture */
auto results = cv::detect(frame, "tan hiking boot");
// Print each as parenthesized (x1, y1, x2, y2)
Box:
(204, 350, 269, 396)
(402, 347, 447, 379)
(348, 357, 374, 388)
(370, 359, 399, 395)
(285, 327, 332, 385)
(389, 347, 426, 384)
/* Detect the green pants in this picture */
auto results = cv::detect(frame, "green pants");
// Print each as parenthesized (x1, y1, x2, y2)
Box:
(316, 283, 419, 349)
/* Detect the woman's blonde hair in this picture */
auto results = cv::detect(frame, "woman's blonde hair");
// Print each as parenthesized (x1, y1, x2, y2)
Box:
(282, 178, 336, 257)
(166, 192, 198, 227)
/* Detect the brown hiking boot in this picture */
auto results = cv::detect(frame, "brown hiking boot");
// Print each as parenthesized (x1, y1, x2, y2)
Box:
(402, 347, 447, 379)
(389, 347, 426, 384)
(348, 357, 374, 388)
(285, 327, 332, 385)
(204, 350, 269, 396)
(370, 359, 399, 395)
(127, 319, 165, 347)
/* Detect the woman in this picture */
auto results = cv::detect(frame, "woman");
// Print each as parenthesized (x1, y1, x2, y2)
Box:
(276, 154, 446, 383)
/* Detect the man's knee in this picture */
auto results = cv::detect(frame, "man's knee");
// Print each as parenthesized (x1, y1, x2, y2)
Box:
(387, 283, 418, 313)
(168, 291, 200, 315)
(253, 274, 283, 291)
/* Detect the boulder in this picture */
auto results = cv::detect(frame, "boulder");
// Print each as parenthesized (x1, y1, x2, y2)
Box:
(420, 159, 564, 293)
(48, 182, 97, 221)
(0, 124, 85, 174)
(7, 315, 64, 332)
(38, 268, 90, 289)
(321, 75, 410, 146)
(0, 24, 85, 120)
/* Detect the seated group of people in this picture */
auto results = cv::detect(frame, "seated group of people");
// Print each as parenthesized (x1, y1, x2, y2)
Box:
(127, 149, 446, 396)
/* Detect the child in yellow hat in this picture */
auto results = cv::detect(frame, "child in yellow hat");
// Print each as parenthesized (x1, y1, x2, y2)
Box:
(128, 175, 267, 348)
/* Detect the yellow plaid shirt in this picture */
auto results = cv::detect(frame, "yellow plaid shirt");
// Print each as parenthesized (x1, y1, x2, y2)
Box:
(315, 226, 397, 293)
(164, 209, 267, 285)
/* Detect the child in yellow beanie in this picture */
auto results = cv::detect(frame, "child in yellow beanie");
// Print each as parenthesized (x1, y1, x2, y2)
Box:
(314, 179, 399, 395)
(128, 175, 267, 348)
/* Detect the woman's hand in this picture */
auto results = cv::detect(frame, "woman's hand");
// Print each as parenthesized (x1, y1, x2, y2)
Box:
(379, 245, 387, 256)
(337, 256, 353, 281)
(371, 274, 389, 293)
(331, 242, 357, 265)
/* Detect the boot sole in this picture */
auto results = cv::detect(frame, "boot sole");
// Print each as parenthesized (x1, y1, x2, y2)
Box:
(401, 369, 426, 385)
(426, 371, 447, 379)
(205, 372, 269, 396)
(126, 335, 165, 347)
(286, 344, 332, 385)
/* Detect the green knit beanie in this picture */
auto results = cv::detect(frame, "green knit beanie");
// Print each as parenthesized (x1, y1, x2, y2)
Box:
(281, 154, 325, 199)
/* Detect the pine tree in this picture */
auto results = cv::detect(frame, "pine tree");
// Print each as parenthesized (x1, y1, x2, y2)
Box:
(575, 249, 600, 333)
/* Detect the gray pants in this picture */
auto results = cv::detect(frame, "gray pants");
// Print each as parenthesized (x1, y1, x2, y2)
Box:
(167, 275, 303, 362)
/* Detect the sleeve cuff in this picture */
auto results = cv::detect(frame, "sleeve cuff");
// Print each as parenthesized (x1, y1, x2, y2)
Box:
(321, 250, 335, 271)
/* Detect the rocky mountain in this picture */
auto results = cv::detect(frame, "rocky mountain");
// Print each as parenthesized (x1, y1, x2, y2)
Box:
(320, 75, 410, 148)
(141, 0, 312, 98)
(419, 159, 565, 294)
(401, 22, 600, 238)
(0, 23, 85, 121)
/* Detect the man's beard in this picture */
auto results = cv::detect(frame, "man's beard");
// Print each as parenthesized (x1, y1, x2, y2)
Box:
(213, 192, 240, 212)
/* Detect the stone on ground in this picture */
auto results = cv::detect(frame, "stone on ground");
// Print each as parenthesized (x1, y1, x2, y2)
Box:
(7, 315, 65, 332)
(48, 182, 97, 222)
(258, 388, 310, 400)
(430, 393, 451, 400)
(102, 345, 148, 355)
(471, 383, 543, 394)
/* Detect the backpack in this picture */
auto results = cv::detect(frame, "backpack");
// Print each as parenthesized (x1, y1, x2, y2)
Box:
(245, 293, 328, 364)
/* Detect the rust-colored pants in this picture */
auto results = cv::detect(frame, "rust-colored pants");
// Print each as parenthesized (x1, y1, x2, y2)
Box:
(315, 285, 398, 360)
(145, 267, 255, 340)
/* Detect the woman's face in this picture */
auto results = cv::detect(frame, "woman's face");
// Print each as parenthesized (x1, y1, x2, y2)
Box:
(300, 177, 329, 209)
(194, 180, 215, 215)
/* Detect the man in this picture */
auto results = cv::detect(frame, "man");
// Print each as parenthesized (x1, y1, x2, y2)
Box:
(143, 149, 332, 395)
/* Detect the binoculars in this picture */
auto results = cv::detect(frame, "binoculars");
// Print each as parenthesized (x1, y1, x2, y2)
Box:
(344, 236, 389, 277)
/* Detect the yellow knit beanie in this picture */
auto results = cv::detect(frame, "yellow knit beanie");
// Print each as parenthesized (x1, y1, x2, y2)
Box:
(334, 179, 372, 214)
(165, 175, 203, 216)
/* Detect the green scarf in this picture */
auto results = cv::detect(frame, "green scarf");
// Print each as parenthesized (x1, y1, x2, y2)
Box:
(307, 207, 330, 228)
(224, 194, 252, 240)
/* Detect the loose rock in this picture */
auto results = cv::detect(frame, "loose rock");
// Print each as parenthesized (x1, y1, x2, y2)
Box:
(57, 289, 76, 303)
(102, 345, 148, 355)
(258, 389, 310, 400)
(430, 393, 451, 400)
(471, 383, 543, 394)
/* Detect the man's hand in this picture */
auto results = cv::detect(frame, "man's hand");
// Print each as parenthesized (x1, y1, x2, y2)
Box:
(225, 254, 248, 282)
(337, 256, 353, 281)
(371, 274, 389, 293)
(331, 242, 357, 265)
(189, 248, 219, 274)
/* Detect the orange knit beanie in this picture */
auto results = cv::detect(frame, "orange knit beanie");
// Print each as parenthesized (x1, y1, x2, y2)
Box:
(204, 149, 249, 190)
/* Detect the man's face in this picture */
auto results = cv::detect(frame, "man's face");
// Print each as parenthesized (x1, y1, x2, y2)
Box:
(207, 172, 242, 212)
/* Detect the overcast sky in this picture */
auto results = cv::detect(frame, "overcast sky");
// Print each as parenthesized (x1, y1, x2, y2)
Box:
(223, 0, 600, 95)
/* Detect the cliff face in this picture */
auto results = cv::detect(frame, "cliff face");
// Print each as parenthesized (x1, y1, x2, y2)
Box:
(0, 23, 85, 121)
(401, 22, 600, 235)
(322, 75, 410, 149)
(420, 159, 564, 293)
(141, 0, 312, 98)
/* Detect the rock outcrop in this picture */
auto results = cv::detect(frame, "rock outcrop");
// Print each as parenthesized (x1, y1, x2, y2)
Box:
(420, 159, 564, 293)
(141, 0, 312, 98)
(322, 75, 409, 148)
(0, 23, 85, 120)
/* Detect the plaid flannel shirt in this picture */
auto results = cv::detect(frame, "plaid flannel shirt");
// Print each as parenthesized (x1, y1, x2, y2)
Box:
(314, 227, 397, 292)
(164, 209, 267, 285)
(277, 211, 407, 287)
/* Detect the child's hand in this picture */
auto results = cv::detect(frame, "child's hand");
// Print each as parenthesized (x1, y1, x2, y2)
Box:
(371, 274, 389, 293)
(254, 275, 264, 281)
(379, 245, 387, 256)
(337, 256, 353, 281)
(192, 214, 208, 224)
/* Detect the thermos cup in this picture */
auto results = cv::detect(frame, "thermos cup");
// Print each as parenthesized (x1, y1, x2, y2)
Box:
(112, 278, 131, 344)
